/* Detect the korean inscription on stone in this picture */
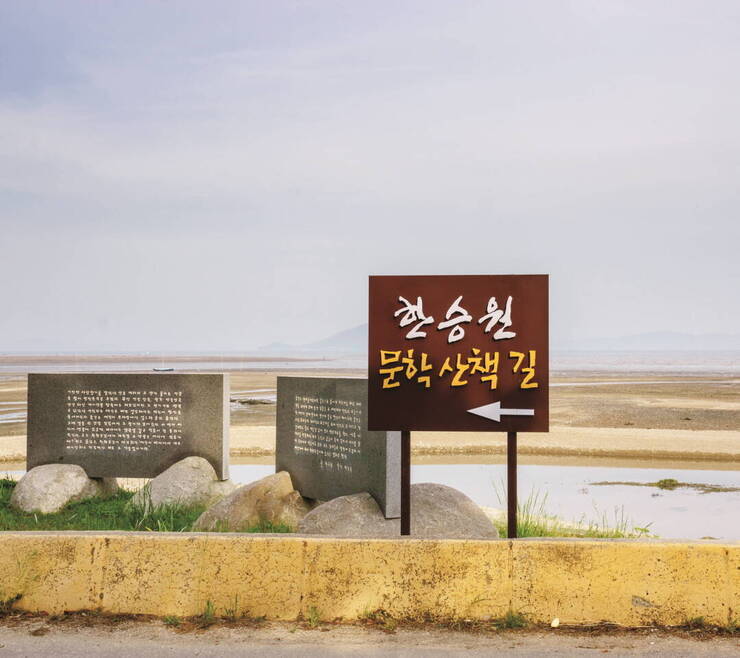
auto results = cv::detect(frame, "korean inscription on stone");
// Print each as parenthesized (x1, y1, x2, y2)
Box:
(27, 373, 229, 479)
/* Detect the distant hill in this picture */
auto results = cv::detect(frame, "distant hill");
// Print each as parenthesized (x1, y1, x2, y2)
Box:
(259, 324, 367, 354)
(302, 324, 367, 352)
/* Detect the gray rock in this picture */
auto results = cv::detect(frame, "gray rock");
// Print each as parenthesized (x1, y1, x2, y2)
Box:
(131, 456, 235, 512)
(298, 483, 499, 539)
(10, 464, 119, 514)
(193, 471, 315, 531)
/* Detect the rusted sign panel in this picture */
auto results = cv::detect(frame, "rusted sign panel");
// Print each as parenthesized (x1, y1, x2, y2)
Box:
(368, 275, 548, 432)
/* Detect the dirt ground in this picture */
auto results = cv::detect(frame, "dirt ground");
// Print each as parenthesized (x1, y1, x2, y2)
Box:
(0, 616, 737, 657)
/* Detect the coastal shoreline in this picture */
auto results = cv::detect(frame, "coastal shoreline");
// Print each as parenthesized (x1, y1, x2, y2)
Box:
(1, 367, 738, 467)
(1, 424, 738, 466)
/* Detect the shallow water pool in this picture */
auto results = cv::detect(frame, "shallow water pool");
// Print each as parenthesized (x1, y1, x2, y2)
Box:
(1, 461, 736, 540)
(225, 463, 740, 541)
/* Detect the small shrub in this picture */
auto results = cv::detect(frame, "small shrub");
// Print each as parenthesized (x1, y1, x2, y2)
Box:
(382, 617, 398, 633)
(0, 594, 21, 615)
(656, 479, 680, 490)
(223, 595, 239, 621)
(684, 616, 706, 630)
(163, 615, 181, 627)
(307, 606, 321, 628)
(495, 610, 527, 629)
(358, 608, 397, 633)
(199, 600, 216, 627)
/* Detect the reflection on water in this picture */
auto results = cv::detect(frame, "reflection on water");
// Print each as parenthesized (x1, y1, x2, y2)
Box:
(0, 412, 25, 425)
(410, 464, 740, 541)
(222, 463, 740, 541)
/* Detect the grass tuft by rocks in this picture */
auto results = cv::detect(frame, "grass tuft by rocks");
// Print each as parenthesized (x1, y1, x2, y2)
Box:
(492, 487, 654, 539)
(0, 479, 290, 533)
(0, 475, 650, 538)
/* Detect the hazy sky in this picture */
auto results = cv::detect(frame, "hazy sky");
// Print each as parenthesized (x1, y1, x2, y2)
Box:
(1, 1, 738, 352)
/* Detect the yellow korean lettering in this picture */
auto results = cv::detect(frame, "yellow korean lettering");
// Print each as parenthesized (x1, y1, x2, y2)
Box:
(451, 353, 470, 387)
(480, 351, 500, 390)
(509, 351, 526, 372)
(417, 352, 433, 388)
(509, 350, 538, 389)
(379, 349, 402, 388)
(402, 349, 418, 380)
(380, 350, 402, 365)
(468, 347, 485, 374)
(520, 350, 538, 389)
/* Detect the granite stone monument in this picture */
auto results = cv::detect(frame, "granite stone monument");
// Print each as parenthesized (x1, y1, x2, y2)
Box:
(276, 376, 400, 518)
(27, 373, 229, 479)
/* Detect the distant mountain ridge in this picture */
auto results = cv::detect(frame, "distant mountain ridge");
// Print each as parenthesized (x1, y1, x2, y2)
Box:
(259, 324, 367, 354)
(261, 325, 740, 355)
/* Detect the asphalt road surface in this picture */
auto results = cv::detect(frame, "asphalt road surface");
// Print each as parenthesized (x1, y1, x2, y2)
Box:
(0, 619, 737, 657)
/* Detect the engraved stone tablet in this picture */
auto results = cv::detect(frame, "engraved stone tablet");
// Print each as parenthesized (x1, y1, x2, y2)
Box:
(276, 376, 400, 518)
(27, 373, 229, 479)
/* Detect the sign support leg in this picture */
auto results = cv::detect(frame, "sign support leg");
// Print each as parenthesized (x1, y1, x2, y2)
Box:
(401, 430, 411, 535)
(507, 431, 518, 539)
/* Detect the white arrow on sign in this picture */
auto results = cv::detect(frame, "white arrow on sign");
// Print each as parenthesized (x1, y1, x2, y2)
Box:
(467, 401, 535, 423)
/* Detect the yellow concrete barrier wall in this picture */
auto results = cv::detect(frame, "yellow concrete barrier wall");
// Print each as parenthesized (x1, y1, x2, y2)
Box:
(0, 533, 736, 626)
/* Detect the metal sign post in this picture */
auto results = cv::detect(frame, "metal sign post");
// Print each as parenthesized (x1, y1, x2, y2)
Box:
(401, 430, 411, 535)
(368, 275, 548, 538)
(507, 431, 517, 538)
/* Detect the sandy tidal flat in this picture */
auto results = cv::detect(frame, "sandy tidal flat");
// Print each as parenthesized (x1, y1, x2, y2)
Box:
(0, 368, 738, 463)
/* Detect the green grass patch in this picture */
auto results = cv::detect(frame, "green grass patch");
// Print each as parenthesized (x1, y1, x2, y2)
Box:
(243, 520, 294, 533)
(0, 478, 292, 533)
(494, 486, 653, 539)
(204, 518, 295, 533)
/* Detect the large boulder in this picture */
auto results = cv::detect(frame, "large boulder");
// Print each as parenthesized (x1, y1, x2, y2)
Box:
(298, 483, 499, 539)
(10, 464, 119, 514)
(131, 456, 235, 512)
(193, 471, 314, 531)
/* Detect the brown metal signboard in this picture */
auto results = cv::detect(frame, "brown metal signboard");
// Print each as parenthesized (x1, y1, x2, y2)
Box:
(368, 274, 548, 433)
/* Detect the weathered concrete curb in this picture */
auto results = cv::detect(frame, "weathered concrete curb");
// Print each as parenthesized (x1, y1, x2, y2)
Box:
(0, 533, 736, 626)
